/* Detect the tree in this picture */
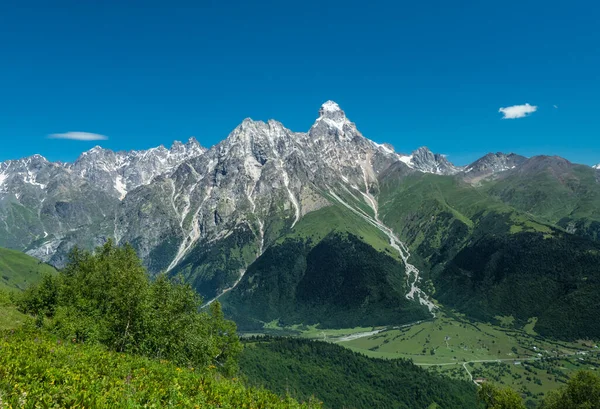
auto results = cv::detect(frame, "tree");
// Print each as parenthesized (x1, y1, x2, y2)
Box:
(17, 241, 242, 373)
(540, 371, 600, 409)
(16, 273, 58, 326)
(208, 300, 244, 375)
(477, 383, 526, 409)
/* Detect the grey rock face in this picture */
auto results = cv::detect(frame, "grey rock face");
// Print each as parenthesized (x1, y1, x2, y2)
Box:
(68, 138, 205, 199)
(0, 101, 459, 298)
(408, 147, 461, 175)
(463, 152, 527, 181)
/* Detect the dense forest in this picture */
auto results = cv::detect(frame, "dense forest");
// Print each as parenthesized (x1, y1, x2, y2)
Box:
(239, 337, 480, 409)
(224, 233, 430, 330)
(435, 231, 600, 339)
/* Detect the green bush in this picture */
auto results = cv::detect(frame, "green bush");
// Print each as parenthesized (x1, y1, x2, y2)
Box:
(16, 240, 242, 375)
(539, 371, 600, 409)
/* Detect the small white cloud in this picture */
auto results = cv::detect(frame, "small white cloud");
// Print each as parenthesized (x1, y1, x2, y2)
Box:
(553, 105, 558, 109)
(48, 132, 108, 141)
(498, 103, 538, 119)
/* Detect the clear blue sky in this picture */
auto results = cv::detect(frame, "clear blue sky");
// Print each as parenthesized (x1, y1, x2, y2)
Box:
(1, 0, 599, 165)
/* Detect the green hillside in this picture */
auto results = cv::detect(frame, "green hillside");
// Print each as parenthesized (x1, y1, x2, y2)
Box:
(0, 246, 57, 291)
(240, 337, 479, 409)
(484, 158, 600, 242)
(223, 203, 430, 330)
(375, 167, 600, 339)
(0, 330, 317, 408)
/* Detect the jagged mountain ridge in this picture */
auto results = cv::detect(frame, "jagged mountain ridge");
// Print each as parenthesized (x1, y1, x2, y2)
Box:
(0, 102, 463, 267)
(1, 101, 542, 304)
(0, 139, 205, 263)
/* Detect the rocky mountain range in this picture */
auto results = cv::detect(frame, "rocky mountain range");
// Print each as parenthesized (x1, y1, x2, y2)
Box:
(2, 101, 600, 337)
(0, 101, 468, 268)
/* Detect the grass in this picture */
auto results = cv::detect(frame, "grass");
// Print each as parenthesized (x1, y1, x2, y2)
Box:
(280, 204, 397, 259)
(0, 305, 30, 331)
(0, 247, 57, 291)
(0, 330, 319, 408)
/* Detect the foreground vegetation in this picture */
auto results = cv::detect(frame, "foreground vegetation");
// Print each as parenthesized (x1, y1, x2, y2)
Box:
(0, 329, 318, 408)
(0, 242, 318, 408)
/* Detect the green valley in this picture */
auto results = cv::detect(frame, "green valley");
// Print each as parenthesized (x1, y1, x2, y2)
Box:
(254, 311, 600, 407)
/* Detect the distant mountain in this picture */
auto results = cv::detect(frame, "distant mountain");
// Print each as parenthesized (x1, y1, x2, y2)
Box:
(398, 146, 461, 175)
(594, 163, 600, 169)
(462, 152, 527, 182)
(1, 101, 600, 337)
(0, 102, 455, 304)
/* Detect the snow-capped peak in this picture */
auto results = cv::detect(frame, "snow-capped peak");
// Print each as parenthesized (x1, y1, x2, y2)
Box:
(320, 100, 342, 114)
(312, 101, 353, 139)
(593, 163, 600, 170)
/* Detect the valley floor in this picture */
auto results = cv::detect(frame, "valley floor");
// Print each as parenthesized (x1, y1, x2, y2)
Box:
(247, 311, 600, 406)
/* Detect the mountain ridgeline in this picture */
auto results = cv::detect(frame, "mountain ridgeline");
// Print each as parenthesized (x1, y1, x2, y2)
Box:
(1, 101, 600, 339)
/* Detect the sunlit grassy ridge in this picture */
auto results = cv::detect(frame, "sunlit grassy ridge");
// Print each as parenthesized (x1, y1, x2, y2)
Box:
(0, 330, 319, 408)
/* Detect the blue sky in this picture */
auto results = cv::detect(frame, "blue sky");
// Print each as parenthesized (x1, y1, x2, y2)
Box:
(1, 0, 599, 165)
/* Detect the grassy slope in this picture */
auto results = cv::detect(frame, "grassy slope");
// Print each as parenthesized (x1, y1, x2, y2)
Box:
(484, 163, 600, 242)
(485, 164, 600, 223)
(0, 247, 57, 291)
(378, 172, 551, 254)
(280, 203, 395, 258)
(0, 330, 317, 409)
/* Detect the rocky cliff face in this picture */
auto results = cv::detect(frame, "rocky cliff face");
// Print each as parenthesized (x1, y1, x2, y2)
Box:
(1, 101, 497, 298)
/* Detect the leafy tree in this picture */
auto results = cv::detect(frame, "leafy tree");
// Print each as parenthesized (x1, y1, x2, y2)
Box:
(17, 240, 242, 374)
(477, 383, 526, 409)
(16, 273, 58, 326)
(539, 371, 600, 409)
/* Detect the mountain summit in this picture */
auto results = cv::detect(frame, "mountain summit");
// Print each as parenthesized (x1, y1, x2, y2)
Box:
(0, 100, 555, 309)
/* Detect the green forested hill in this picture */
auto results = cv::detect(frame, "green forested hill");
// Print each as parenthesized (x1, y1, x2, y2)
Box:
(0, 246, 56, 291)
(223, 232, 429, 330)
(240, 337, 480, 409)
(373, 163, 600, 339)
(436, 232, 600, 339)
(222, 202, 430, 330)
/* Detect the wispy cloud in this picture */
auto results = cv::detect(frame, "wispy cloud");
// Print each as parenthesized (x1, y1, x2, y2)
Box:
(48, 132, 108, 141)
(498, 103, 538, 119)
